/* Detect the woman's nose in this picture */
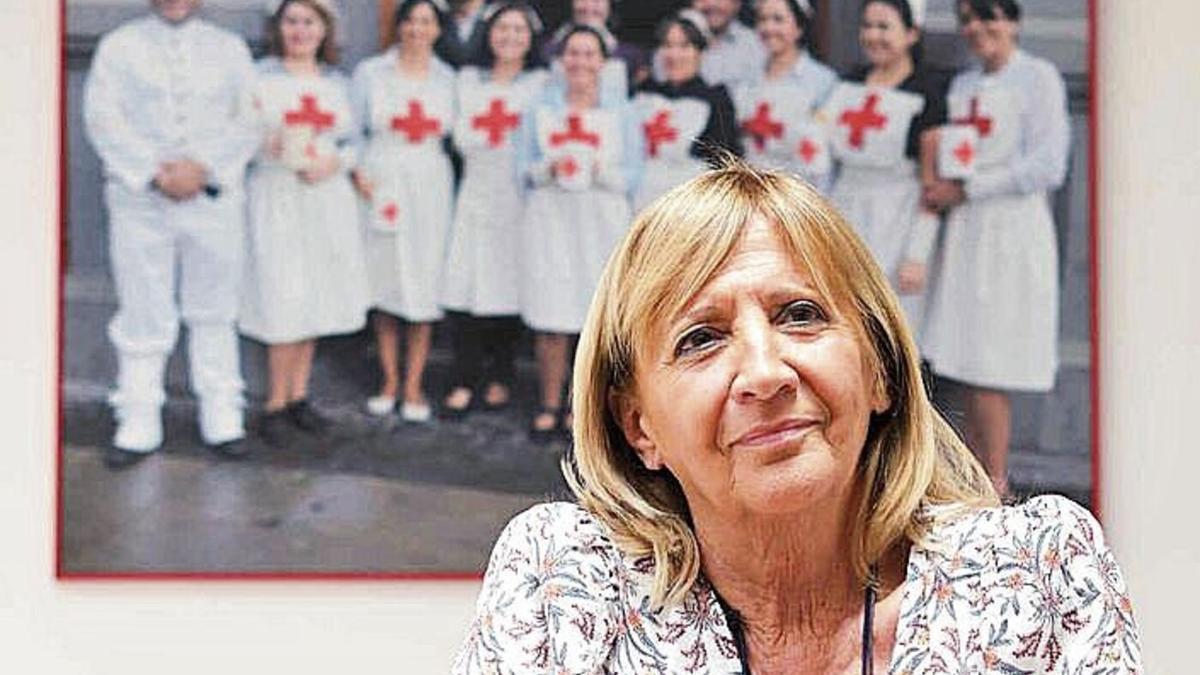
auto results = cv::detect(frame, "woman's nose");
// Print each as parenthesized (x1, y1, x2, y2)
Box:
(731, 322, 797, 404)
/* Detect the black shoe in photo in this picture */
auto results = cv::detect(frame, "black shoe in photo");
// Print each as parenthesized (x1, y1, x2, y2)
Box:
(286, 399, 331, 435)
(258, 409, 293, 447)
(103, 445, 152, 470)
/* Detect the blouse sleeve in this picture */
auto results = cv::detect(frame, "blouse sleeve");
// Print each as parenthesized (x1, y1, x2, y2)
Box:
(594, 103, 645, 196)
(514, 107, 551, 189)
(348, 61, 373, 162)
(965, 60, 1070, 200)
(331, 72, 361, 170)
(82, 33, 161, 192)
(452, 503, 622, 675)
(1032, 496, 1143, 673)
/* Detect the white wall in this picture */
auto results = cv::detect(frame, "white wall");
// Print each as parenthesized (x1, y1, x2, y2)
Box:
(1, 1, 1197, 672)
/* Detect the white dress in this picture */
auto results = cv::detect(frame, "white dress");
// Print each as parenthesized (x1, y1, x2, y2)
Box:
(516, 89, 644, 334)
(734, 53, 839, 192)
(630, 91, 711, 212)
(825, 81, 935, 341)
(351, 49, 457, 323)
(239, 59, 369, 344)
(442, 66, 548, 316)
(454, 496, 1141, 673)
(923, 50, 1069, 391)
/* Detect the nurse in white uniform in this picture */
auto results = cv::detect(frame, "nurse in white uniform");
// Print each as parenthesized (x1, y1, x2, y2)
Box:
(734, 0, 838, 192)
(826, 0, 946, 340)
(440, 1, 548, 417)
(83, 0, 257, 466)
(517, 24, 643, 439)
(352, 0, 456, 423)
(240, 0, 369, 445)
(922, 0, 1069, 495)
(632, 9, 742, 212)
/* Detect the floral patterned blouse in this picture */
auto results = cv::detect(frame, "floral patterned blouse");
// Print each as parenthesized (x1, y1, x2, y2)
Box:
(453, 496, 1141, 674)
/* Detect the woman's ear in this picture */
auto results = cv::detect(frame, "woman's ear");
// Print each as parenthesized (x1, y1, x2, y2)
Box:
(608, 389, 664, 471)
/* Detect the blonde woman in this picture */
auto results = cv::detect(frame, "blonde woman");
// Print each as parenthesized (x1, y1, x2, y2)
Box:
(455, 162, 1140, 673)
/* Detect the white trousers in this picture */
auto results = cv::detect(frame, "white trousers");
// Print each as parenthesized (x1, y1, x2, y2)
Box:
(104, 182, 245, 413)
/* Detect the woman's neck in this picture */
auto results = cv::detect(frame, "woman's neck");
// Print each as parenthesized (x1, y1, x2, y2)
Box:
(282, 55, 320, 76)
(492, 58, 523, 84)
(983, 43, 1016, 73)
(866, 54, 914, 88)
(565, 85, 598, 110)
(397, 46, 432, 75)
(766, 48, 799, 80)
(692, 488, 905, 673)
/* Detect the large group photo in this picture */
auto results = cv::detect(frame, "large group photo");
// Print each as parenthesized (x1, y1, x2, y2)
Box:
(59, 0, 1093, 582)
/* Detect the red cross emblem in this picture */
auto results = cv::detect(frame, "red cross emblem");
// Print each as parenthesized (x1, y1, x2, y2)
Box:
(953, 139, 975, 167)
(380, 202, 399, 223)
(952, 97, 993, 137)
(549, 114, 600, 147)
(742, 102, 784, 152)
(643, 110, 679, 158)
(390, 100, 442, 143)
(839, 93, 888, 149)
(557, 156, 579, 177)
(471, 98, 520, 148)
(284, 94, 335, 132)
(797, 137, 819, 164)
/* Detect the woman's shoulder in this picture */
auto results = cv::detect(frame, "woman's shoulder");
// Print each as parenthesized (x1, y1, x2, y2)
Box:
(495, 501, 620, 553)
(924, 494, 1100, 555)
(909, 496, 1141, 670)
(455, 502, 627, 673)
(351, 51, 390, 79)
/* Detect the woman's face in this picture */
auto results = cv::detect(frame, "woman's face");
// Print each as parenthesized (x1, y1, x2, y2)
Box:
(279, 1, 327, 61)
(618, 217, 887, 518)
(694, 0, 741, 35)
(398, 2, 442, 52)
(756, 0, 802, 57)
(489, 9, 533, 66)
(860, 2, 917, 69)
(561, 31, 605, 93)
(152, 0, 201, 24)
(572, 0, 610, 27)
(659, 23, 702, 85)
(957, 2, 1018, 66)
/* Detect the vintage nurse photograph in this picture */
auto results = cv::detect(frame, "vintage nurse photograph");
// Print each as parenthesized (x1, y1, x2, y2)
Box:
(58, 0, 1096, 577)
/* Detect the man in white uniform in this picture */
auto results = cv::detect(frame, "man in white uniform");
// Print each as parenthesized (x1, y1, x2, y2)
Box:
(83, 0, 257, 468)
(693, 0, 765, 90)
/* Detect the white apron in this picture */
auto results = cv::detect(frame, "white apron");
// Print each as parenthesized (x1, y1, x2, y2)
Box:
(923, 83, 1058, 391)
(442, 68, 547, 316)
(240, 69, 369, 344)
(734, 79, 832, 191)
(521, 107, 630, 334)
(631, 92, 710, 212)
(825, 83, 931, 340)
(358, 60, 455, 322)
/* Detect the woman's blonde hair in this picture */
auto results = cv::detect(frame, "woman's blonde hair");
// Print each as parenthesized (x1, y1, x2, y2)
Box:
(566, 160, 998, 608)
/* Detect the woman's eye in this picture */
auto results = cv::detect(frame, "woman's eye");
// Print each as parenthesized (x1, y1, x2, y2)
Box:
(674, 327, 720, 357)
(779, 300, 828, 327)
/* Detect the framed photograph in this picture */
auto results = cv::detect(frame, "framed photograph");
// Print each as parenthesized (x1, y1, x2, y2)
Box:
(57, 0, 1096, 577)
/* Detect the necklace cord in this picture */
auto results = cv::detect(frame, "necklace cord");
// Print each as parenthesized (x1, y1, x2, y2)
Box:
(715, 567, 879, 675)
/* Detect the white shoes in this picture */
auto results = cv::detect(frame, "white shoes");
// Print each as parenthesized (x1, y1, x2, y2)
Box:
(112, 404, 163, 453)
(366, 395, 432, 423)
(400, 401, 432, 423)
(365, 395, 397, 417)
